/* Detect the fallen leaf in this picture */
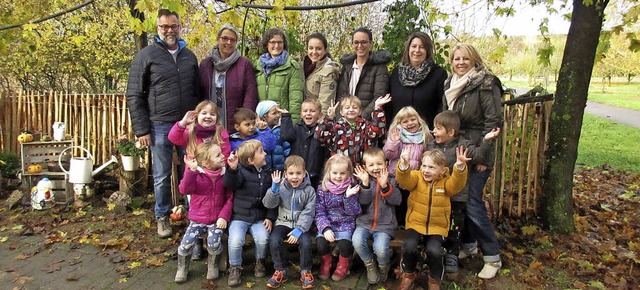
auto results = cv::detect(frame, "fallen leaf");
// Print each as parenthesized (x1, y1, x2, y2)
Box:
(146, 256, 165, 267)
(15, 253, 30, 260)
(118, 277, 128, 283)
(528, 260, 542, 270)
(13, 275, 33, 285)
(521, 225, 538, 235)
(127, 261, 141, 269)
(245, 281, 255, 288)
(0, 236, 8, 243)
(65, 273, 79, 281)
(107, 203, 116, 211)
(142, 220, 151, 228)
(132, 209, 145, 216)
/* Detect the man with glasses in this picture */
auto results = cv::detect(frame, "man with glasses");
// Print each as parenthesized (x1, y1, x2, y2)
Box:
(337, 27, 392, 120)
(126, 9, 201, 238)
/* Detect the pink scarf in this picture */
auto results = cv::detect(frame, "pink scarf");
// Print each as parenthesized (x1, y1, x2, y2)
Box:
(324, 177, 352, 195)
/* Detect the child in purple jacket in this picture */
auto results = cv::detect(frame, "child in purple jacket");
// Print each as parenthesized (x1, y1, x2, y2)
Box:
(175, 142, 233, 283)
(315, 154, 362, 282)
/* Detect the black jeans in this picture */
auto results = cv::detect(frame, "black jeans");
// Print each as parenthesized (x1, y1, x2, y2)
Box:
(316, 237, 354, 258)
(269, 225, 313, 271)
(401, 229, 446, 280)
(444, 201, 466, 256)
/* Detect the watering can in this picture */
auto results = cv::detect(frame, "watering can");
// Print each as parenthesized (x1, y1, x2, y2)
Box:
(59, 146, 118, 184)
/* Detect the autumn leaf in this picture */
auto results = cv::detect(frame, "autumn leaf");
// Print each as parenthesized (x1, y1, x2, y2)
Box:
(145, 256, 165, 267)
(245, 281, 256, 288)
(132, 209, 145, 216)
(118, 277, 128, 283)
(0, 236, 8, 243)
(127, 261, 141, 269)
(107, 203, 116, 211)
(15, 253, 30, 260)
(529, 260, 542, 270)
(521, 225, 538, 235)
(142, 220, 151, 228)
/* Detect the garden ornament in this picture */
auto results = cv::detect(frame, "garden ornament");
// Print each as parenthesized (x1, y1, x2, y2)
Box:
(31, 178, 55, 210)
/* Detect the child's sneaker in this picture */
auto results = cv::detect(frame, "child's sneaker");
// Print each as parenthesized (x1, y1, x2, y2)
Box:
(444, 254, 459, 273)
(267, 269, 288, 288)
(478, 261, 502, 279)
(458, 243, 478, 259)
(300, 270, 315, 289)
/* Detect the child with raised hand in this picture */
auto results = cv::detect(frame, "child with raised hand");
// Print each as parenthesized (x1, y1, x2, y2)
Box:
(395, 146, 470, 290)
(175, 142, 233, 283)
(315, 94, 391, 166)
(262, 155, 316, 289)
(428, 110, 500, 274)
(382, 106, 432, 227)
(351, 148, 401, 285)
(256, 100, 291, 171)
(315, 154, 362, 282)
(229, 108, 277, 153)
(223, 139, 276, 287)
(280, 98, 329, 189)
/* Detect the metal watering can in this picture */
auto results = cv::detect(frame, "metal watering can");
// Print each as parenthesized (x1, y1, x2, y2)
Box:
(59, 146, 118, 184)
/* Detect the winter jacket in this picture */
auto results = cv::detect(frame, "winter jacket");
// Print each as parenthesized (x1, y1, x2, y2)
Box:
(427, 136, 492, 202)
(255, 55, 305, 123)
(280, 113, 328, 183)
(337, 50, 391, 120)
(383, 137, 426, 177)
(356, 176, 402, 237)
(304, 56, 340, 115)
(443, 70, 503, 167)
(387, 64, 447, 128)
(396, 163, 468, 237)
(224, 164, 277, 223)
(229, 127, 277, 152)
(315, 107, 386, 166)
(265, 126, 291, 171)
(263, 174, 316, 235)
(167, 122, 231, 158)
(315, 186, 362, 235)
(199, 56, 259, 129)
(179, 168, 233, 224)
(126, 37, 201, 137)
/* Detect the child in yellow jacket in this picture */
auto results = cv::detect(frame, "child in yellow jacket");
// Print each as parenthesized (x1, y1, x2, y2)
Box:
(395, 146, 469, 290)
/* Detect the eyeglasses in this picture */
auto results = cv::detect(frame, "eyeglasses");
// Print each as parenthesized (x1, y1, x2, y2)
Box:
(157, 24, 180, 31)
(352, 40, 370, 46)
(219, 36, 237, 43)
(268, 40, 284, 46)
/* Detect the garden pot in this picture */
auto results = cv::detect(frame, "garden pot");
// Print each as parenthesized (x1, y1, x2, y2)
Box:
(121, 156, 139, 171)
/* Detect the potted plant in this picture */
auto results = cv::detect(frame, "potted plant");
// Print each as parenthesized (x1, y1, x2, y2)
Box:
(115, 137, 145, 171)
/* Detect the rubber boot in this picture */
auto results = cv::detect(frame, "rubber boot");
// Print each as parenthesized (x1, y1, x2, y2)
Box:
(397, 272, 416, 290)
(318, 254, 332, 280)
(363, 259, 380, 284)
(206, 251, 219, 280)
(331, 255, 351, 281)
(192, 238, 204, 260)
(174, 254, 191, 283)
(378, 263, 391, 282)
(427, 274, 441, 290)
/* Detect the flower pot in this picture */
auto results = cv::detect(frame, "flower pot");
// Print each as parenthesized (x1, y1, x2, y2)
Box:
(120, 156, 139, 171)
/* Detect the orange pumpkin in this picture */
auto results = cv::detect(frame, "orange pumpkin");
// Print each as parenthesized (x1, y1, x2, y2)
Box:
(27, 163, 43, 174)
(18, 132, 34, 143)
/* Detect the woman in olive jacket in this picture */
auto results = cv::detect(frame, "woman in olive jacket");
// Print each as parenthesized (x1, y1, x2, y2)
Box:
(304, 32, 340, 115)
(255, 28, 305, 123)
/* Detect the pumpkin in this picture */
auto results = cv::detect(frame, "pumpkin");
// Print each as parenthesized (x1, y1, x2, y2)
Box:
(27, 163, 43, 174)
(170, 205, 186, 221)
(18, 132, 34, 143)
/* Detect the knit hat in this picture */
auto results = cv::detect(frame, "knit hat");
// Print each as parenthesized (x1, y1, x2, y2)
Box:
(256, 100, 278, 118)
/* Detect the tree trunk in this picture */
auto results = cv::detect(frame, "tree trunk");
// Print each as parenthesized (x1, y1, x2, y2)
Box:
(129, 0, 147, 51)
(541, 0, 609, 233)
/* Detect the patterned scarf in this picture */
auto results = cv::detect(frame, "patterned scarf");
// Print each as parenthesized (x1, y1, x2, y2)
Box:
(398, 61, 434, 87)
(400, 128, 424, 144)
(259, 50, 289, 78)
(324, 177, 352, 195)
(210, 45, 240, 72)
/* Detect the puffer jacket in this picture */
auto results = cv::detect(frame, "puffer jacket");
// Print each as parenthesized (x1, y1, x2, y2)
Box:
(356, 176, 402, 237)
(167, 122, 231, 159)
(280, 113, 328, 184)
(383, 137, 426, 177)
(443, 70, 503, 167)
(265, 126, 291, 171)
(396, 163, 468, 237)
(199, 56, 258, 129)
(315, 184, 362, 235)
(179, 168, 233, 224)
(337, 50, 391, 120)
(263, 174, 316, 234)
(255, 55, 305, 123)
(229, 127, 277, 152)
(224, 164, 277, 223)
(126, 36, 201, 137)
(427, 136, 492, 202)
(304, 56, 340, 115)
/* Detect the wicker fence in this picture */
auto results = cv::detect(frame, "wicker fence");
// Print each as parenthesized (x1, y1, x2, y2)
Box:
(0, 90, 553, 218)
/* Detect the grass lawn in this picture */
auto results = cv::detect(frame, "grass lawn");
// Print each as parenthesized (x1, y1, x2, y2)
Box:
(577, 114, 640, 172)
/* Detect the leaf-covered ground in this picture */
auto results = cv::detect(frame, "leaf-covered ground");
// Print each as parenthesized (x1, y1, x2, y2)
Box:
(1, 165, 638, 289)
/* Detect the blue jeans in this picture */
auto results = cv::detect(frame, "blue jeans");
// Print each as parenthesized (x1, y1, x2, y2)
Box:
(150, 122, 184, 220)
(352, 226, 392, 265)
(464, 168, 500, 262)
(178, 222, 223, 256)
(269, 225, 313, 271)
(228, 220, 270, 267)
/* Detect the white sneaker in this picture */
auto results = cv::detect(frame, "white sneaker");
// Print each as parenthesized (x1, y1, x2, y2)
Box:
(478, 261, 502, 279)
(458, 243, 478, 259)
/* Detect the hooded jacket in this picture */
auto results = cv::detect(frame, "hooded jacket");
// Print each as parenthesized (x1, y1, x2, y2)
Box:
(280, 113, 328, 183)
(255, 55, 305, 123)
(167, 122, 231, 158)
(179, 168, 233, 224)
(356, 176, 402, 237)
(224, 164, 277, 223)
(263, 174, 316, 236)
(337, 50, 392, 120)
(126, 37, 201, 137)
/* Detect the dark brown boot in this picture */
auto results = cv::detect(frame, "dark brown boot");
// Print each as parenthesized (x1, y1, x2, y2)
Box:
(427, 274, 441, 290)
(397, 272, 416, 290)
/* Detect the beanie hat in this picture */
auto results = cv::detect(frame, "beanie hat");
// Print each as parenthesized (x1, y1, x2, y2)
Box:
(256, 100, 278, 118)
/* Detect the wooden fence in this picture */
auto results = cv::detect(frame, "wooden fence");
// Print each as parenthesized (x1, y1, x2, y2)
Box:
(0, 90, 553, 218)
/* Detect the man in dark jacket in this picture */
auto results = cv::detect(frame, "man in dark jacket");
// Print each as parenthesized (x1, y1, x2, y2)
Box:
(125, 9, 201, 238)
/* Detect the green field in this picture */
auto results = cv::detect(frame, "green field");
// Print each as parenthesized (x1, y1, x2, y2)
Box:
(577, 114, 640, 172)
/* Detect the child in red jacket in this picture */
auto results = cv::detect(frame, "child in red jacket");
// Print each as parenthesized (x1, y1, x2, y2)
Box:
(175, 142, 233, 283)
